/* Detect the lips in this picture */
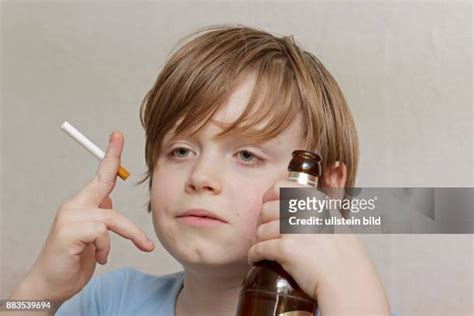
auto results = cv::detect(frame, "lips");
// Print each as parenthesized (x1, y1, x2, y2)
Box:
(177, 209, 227, 223)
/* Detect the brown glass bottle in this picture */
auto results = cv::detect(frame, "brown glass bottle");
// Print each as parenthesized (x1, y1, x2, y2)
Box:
(236, 150, 322, 316)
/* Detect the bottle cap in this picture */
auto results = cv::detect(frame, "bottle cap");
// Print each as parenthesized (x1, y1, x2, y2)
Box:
(288, 150, 322, 177)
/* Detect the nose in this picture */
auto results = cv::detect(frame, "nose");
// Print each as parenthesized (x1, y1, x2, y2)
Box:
(185, 154, 222, 195)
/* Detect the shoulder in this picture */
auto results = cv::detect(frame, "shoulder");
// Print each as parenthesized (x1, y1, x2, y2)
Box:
(56, 268, 184, 316)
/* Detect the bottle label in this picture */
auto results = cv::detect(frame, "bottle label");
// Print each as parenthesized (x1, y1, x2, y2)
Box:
(277, 311, 313, 316)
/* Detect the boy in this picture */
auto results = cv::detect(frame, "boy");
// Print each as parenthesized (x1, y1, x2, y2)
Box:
(6, 25, 391, 315)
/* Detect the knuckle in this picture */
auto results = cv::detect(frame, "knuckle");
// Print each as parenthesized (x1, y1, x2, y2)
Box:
(54, 210, 70, 227)
(97, 244, 110, 255)
(270, 184, 280, 199)
(256, 224, 265, 240)
(275, 179, 289, 190)
(95, 223, 108, 236)
(104, 245, 111, 255)
(58, 199, 77, 212)
(256, 239, 264, 249)
(279, 238, 294, 257)
(253, 242, 263, 256)
(260, 206, 276, 225)
(275, 179, 286, 187)
(100, 209, 114, 222)
(65, 244, 80, 258)
(261, 202, 270, 216)
(247, 245, 254, 258)
(90, 175, 101, 186)
(267, 181, 286, 201)
(54, 223, 72, 241)
(92, 174, 115, 190)
(262, 202, 275, 219)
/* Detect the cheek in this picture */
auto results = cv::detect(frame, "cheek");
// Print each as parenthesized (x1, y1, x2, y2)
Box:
(150, 169, 181, 212)
(233, 184, 266, 239)
(232, 170, 288, 240)
(150, 170, 182, 248)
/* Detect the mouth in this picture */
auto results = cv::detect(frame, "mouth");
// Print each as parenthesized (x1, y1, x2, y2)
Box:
(176, 208, 227, 227)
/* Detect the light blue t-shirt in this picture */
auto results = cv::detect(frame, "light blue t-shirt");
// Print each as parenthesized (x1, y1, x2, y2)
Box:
(56, 268, 397, 316)
(56, 268, 184, 316)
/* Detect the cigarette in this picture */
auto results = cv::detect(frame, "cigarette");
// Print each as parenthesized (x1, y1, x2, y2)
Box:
(60, 121, 130, 180)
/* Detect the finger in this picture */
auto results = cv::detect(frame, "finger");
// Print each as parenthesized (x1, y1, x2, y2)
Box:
(79, 243, 97, 271)
(66, 131, 124, 207)
(99, 196, 113, 209)
(60, 208, 154, 252)
(248, 239, 283, 265)
(258, 200, 280, 225)
(94, 225, 111, 265)
(61, 221, 109, 260)
(105, 212, 155, 252)
(256, 220, 281, 243)
(262, 179, 306, 204)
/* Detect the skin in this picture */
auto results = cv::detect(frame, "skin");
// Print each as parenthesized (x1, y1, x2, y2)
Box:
(4, 73, 389, 316)
(4, 133, 155, 316)
(151, 73, 391, 315)
(151, 73, 305, 315)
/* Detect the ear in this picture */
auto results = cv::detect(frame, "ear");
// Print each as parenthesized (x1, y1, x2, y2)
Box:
(323, 161, 347, 188)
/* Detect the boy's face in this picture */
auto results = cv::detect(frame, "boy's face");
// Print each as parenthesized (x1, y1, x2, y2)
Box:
(150, 73, 304, 268)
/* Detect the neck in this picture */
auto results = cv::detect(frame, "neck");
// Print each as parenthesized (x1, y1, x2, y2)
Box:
(175, 262, 250, 316)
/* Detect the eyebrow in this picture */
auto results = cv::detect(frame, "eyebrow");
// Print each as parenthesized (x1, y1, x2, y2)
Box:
(164, 127, 283, 150)
(164, 130, 268, 144)
(165, 119, 267, 141)
(209, 119, 277, 141)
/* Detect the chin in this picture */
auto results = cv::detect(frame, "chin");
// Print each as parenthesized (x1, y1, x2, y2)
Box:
(154, 218, 252, 267)
(182, 244, 233, 263)
(170, 242, 247, 267)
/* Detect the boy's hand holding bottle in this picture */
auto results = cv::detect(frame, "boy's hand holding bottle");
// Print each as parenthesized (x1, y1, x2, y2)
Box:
(247, 178, 391, 315)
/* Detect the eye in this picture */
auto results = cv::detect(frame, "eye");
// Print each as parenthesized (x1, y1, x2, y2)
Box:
(170, 147, 191, 158)
(237, 150, 263, 167)
(239, 150, 255, 161)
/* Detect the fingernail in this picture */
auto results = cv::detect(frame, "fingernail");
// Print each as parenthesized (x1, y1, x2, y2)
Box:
(147, 239, 155, 249)
(109, 132, 114, 143)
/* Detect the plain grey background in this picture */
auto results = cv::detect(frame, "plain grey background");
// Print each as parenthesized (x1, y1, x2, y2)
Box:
(1, 1, 472, 315)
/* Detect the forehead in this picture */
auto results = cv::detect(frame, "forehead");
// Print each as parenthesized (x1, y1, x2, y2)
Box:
(163, 73, 259, 140)
(163, 112, 304, 150)
(161, 70, 304, 147)
(211, 72, 259, 126)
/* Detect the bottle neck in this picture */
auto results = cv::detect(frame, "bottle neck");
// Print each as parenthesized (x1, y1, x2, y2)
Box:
(288, 172, 318, 187)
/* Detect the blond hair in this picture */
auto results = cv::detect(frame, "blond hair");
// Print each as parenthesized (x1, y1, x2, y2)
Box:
(137, 25, 359, 213)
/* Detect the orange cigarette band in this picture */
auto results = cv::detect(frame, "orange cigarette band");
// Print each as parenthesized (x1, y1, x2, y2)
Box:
(118, 166, 130, 180)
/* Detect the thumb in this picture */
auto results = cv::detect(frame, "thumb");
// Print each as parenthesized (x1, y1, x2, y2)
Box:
(99, 196, 113, 209)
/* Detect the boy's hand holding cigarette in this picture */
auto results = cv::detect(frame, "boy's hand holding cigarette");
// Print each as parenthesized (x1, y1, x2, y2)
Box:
(9, 132, 155, 306)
